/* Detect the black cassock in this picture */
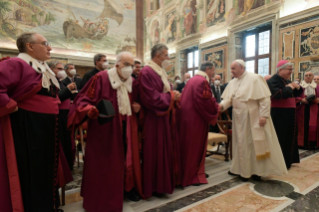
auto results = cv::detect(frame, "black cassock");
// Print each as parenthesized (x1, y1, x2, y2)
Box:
(267, 74, 303, 169)
(10, 85, 60, 212)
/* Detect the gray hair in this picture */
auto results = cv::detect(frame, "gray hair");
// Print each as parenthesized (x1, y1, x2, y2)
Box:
(47, 60, 63, 69)
(64, 63, 75, 71)
(116, 51, 134, 64)
(276, 62, 293, 73)
(234, 59, 246, 68)
(200, 61, 214, 71)
(16, 32, 37, 53)
(151, 44, 168, 59)
(94, 53, 106, 66)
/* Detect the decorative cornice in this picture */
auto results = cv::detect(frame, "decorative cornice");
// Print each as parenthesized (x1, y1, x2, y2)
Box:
(279, 6, 319, 27)
(199, 36, 227, 49)
(176, 34, 202, 50)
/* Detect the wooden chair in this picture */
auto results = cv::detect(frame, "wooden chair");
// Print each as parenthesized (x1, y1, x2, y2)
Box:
(75, 121, 88, 167)
(206, 110, 232, 161)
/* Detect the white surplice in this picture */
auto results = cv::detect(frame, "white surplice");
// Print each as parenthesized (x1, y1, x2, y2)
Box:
(221, 72, 288, 178)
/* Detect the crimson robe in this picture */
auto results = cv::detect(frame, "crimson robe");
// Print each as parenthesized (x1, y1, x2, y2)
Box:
(296, 85, 319, 149)
(138, 66, 178, 198)
(177, 75, 219, 187)
(0, 57, 72, 212)
(68, 71, 142, 212)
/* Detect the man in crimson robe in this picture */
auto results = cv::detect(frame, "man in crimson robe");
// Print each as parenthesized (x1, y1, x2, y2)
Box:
(0, 32, 71, 212)
(139, 44, 181, 198)
(297, 71, 319, 149)
(68, 52, 143, 212)
(267, 60, 304, 169)
(177, 61, 219, 187)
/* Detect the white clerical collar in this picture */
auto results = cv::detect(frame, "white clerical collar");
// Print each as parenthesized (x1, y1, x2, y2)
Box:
(237, 71, 247, 80)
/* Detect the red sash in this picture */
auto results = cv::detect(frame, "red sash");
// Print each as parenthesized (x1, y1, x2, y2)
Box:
(271, 98, 296, 108)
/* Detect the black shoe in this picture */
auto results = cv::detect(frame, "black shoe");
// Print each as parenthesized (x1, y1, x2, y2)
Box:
(152, 192, 165, 198)
(127, 191, 141, 202)
(192, 183, 201, 186)
(240, 176, 249, 182)
(205, 173, 209, 178)
(228, 171, 239, 176)
(251, 175, 262, 181)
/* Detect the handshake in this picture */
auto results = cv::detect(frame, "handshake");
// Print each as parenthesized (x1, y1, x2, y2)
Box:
(173, 90, 181, 101)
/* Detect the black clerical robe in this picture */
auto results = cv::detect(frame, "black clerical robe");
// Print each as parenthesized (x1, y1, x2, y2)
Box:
(267, 74, 303, 169)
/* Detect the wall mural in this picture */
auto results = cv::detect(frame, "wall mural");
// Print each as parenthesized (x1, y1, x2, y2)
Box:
(150, 19, 160, 46)
(282, 31, 295, 60)
(206, 0, 226, 28)
(182, 0, 197, 36)
(237, 0, 265, 16)
(204, 49, 224, 70)
(0, 0, 137, 56)
(165, 58, 175, 83)
(300, 25, 319, 58)
(163, 10, 177, 44)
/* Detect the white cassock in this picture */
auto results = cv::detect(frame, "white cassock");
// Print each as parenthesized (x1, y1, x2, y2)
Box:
(221, 71, 288, 178)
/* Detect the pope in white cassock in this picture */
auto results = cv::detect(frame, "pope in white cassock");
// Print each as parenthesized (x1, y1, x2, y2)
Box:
(219, 60, 288, 180)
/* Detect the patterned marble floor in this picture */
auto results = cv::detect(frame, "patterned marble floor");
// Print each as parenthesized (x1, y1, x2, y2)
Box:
(60, 149, 319, 212)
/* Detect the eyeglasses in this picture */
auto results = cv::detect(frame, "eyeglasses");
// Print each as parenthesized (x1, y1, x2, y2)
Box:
(56, 68, 64, 70)
(304, 74, 313, 77)
(30, 41, 51, 47)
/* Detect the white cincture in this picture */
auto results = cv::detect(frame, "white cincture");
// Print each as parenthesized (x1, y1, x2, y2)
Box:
(108, 67, 132, 116)
(18, 53, 60, 90)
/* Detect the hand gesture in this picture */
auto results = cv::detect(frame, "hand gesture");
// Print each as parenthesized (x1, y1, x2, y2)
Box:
(291, 82, 300, 89)
(259, 117, 267, 127)
(301, 98, 309, 104)
(10, 106, 18, 114)
(173, 91, 181, 101)
(286, 83, 295, 90)
(67, 82, 76, 91)
(218, 104, 224, 111)
(87, 107, 99, 119)
(132, 102, 141, 113)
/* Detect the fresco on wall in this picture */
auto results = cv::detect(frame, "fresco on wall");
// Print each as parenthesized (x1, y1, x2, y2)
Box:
(165, 58, 175, 83)
(163, 10, 177, 44)
(236, 0, 265, 16)
(204, 49, 224, 70)
(0, 0, 137, 56)
(150, 19, 160, 46)
(206, 0, 225, 27)
(300, 25, 319, 57)
(182, 0, 197, 36)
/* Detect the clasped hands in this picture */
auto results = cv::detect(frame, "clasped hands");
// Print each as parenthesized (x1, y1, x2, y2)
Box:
(286, 82, 300, 90)
(173, 90, 181, 101)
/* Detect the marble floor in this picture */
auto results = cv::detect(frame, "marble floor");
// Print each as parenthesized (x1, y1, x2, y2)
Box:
(60, 149, 319, 212)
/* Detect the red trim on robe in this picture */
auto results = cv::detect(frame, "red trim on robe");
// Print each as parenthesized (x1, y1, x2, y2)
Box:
(271, 97, 296, 108)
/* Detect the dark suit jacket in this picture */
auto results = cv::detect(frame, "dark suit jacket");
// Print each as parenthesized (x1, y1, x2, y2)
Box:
(211, 85, 224, 103)
(177, 82, 186, 93)
(79, 68, 100, 90)
(61, 77, 82, 100)
(58, 81, 73, 102)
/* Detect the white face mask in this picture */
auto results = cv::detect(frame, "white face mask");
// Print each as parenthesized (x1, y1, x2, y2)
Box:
(175, 79, 181, 84)
(57, 71, 67, 80)
(69, 69, 76, 76)
(102, 62, 109, 70)
(120, 66, 133, 79)
(214, 80, 220, 86)
(161, 59, 171, 69)
(294, 81, 299, 84)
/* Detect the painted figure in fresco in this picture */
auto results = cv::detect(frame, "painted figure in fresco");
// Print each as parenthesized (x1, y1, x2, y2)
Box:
(151, 20, 160, 46)
(164, 13, 176, 43)
(207, 0, 221, 22)
(80, 16, 91, 30)
(183, 0, 197, 36)
(241, 0, 255, 15)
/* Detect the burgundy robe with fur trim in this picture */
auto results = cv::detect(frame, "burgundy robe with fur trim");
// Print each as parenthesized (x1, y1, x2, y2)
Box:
(296, 85, 319, 149)
(177, 75, 219, 187)
(68, 71, 142, 212)
(138, 66, 179, 198)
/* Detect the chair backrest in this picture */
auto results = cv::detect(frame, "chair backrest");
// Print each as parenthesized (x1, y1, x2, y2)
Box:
(216, 111, 232, 134)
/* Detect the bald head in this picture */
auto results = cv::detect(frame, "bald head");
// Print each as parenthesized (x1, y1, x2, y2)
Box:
(214, 74, 221, 81)
(304, 71, 314, 83)
(264, 75, 271, 81)
(314, 75, 319, 85)
(184, 73, 191, 81)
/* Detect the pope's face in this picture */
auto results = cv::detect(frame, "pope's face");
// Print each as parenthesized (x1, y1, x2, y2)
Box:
(231, 62, 244, 78)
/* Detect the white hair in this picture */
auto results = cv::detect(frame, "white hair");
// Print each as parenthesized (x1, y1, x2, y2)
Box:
(116, 51, 134, 64)
(276, 62, 293, 73)
(234, 59, 246, 68)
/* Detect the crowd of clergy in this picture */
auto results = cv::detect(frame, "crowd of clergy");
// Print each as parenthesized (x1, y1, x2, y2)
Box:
(0, 32, 319, 212)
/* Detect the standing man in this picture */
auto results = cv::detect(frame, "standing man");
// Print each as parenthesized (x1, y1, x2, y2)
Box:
(267, 60, 303, 169)
(177, 61, 219, 187)
(68, 52, 142, 212)
(0, 32, 65, 212)
(211, 74, 224, 103)
(79, 53, 108, 89)
(132, 60, 142, 79)
(139, 44, 180, 198)
(314, 75, 319, 85)
(220, 60, 288, 180)
(177, 73, 191, 93)
(297, 71, 319, 149)
(61, 63, 82, 100)
(48, 60, 76, 170)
